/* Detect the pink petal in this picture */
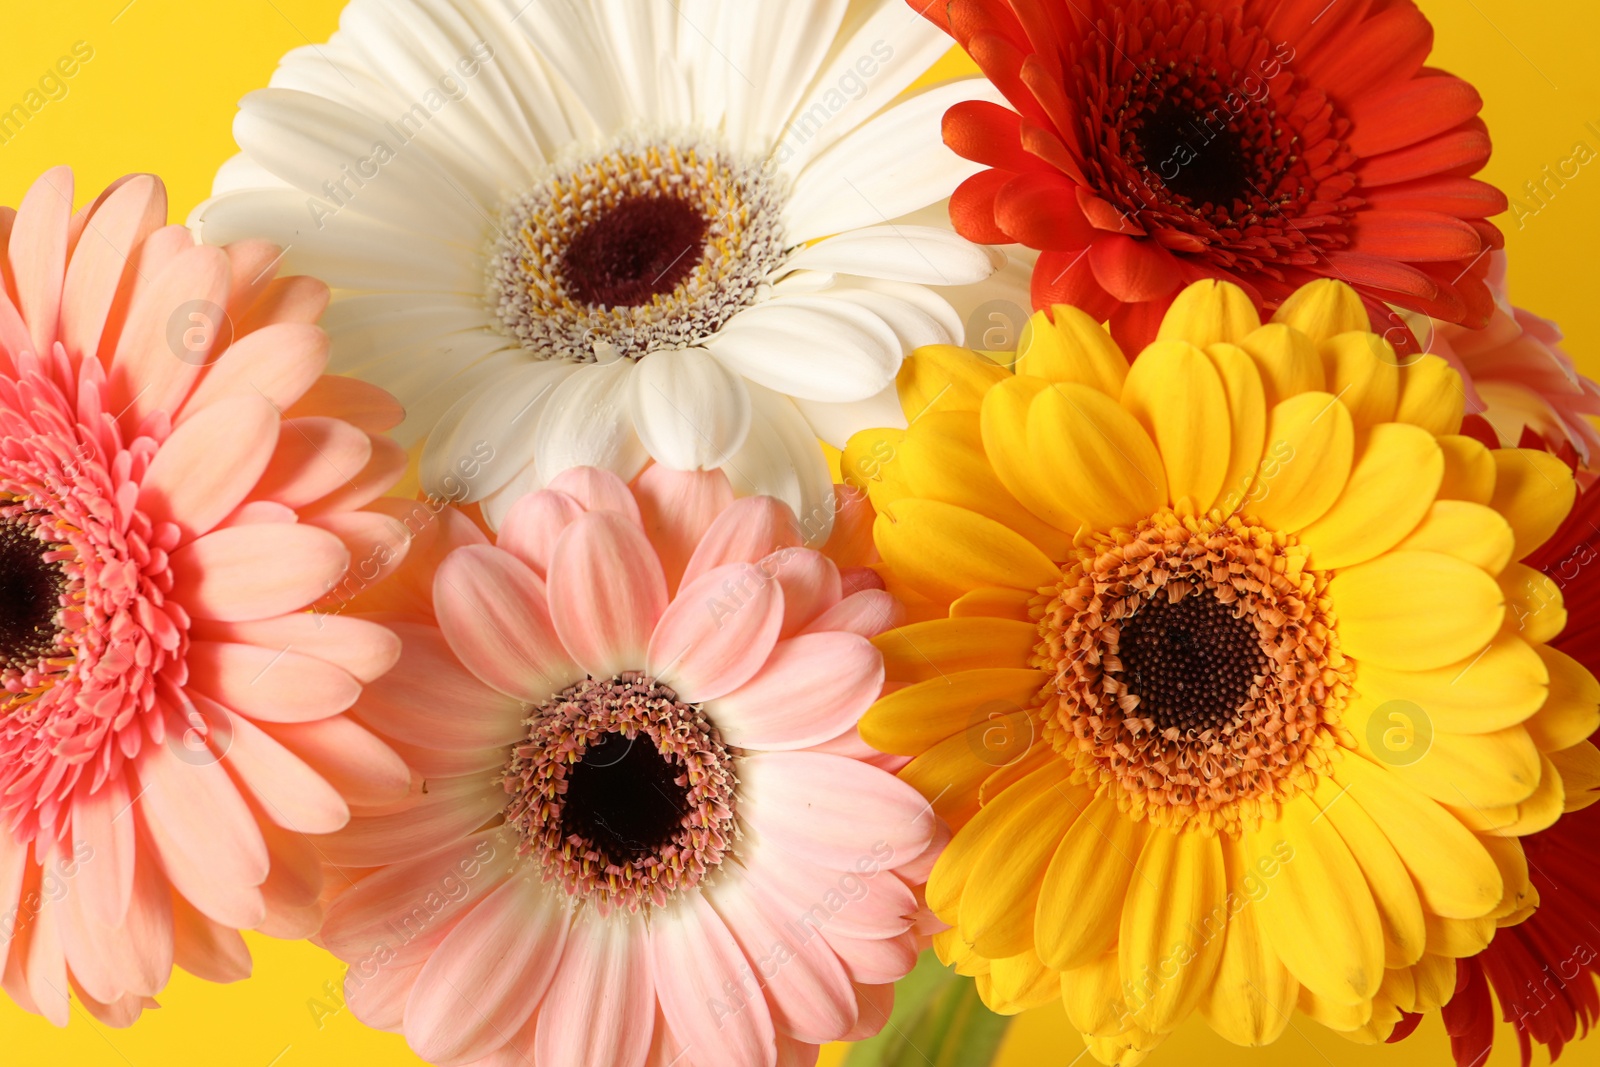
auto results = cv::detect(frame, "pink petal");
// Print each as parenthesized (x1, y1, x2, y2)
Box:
(306, 510, 412, 605)
(220, 239, 284, 324)
(320, 830, 516, 961)
(646, 563, 784, 703)
(238, 274, 329, 334)
(60, 173, 166, 364)
(549, 512, 669, 679)
(741, 753, 933, 872)
(711, 866, 858, 1044)
(69, 776, 135, 929)
(139, 394, 280, 541)
(704, 632, 882, 751)
(763, 549, 842, 637)
(317, 775, 506, 868)
(261, 716, 413, 810)
(535, 917, 655, 1067)
(0, 830, 26, 980)
(633, 465, 735, 594)
(301, 433, 408, 515)
(218, 705, 349, 834)
(382, 736, 504, 780)
(546, 466, 642, 525)
(193, 613, 401, 684)
(171, 895, 252, 984)
(405, 876, 571, 1064)
(801, 590, 903, 639)
(250, 416, 371, 510)
(845, 983, 895, 1041)
(179, 323, 328, 422)
(96, 851, 174, 999)
(171, 522, 349, 622)
(347, 958, 427, 1033)
(496, 489, 585, 579)
(680, 497, 803, 589)
(186, 642, 360, 723)
(827, 930, 919, 986)
(10, 166, 72, 359)
(434, 545, 581, 704)
(109, 242, 233, 424)
(135, 711, 270, 929)
(745, 839, 917, 940)
(651, 894, 776, 1067)
(25, 890, 69, 1025)
(285, 372, 404, 432)
(352, 621, 524, 751)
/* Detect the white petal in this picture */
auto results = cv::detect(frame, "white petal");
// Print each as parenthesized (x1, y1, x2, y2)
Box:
(724, 384, 835, 545)
(533, 359, 650, 485)
(785, 78, 998, 242)
(628, 348, 752, 470)
(795, 382, 908, 450)
(481, 460, 547, 531)
(209, 152, 291, 196)
(781, 225, 1002, 286)
(706, 295, 901, 403)
(824, 277, 964, 352)
(420, 359, 578, 501)
(725, 0, 850, 152)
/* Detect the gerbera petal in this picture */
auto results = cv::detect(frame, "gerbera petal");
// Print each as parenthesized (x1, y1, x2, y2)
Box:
(547, 511, 670, 679)
(1330, 550, 1505, 671)
(652, 895, 773, 1067)
(1026, 381, 1168, 530)
(628, 347, 752, 471)
(633, 465, 736, 594)
(741, 751, 934, 870)
(1296, 422, 1444, 570)
(1120, 340, 1231, 512)
(781, 225, 1000, 287)
(138, 395, 281, 541)
(170, 523, 349, 622)
(873, 498, 1059, 604)
(647, 562, 784, 702)
(1248, 391, 1355, 533)
(706, 295, 900, 404)
(532, 360, 650, 487)
(1119, 828, 1228, 1032)
(1035, 793, 1149, 971)
(704, 631, 878, 750)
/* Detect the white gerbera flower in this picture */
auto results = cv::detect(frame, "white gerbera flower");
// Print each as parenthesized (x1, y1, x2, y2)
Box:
(191, 0, 1007, 538)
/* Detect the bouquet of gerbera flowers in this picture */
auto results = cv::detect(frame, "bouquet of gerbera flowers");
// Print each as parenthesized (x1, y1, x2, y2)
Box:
(4, 1, 1598, 1065)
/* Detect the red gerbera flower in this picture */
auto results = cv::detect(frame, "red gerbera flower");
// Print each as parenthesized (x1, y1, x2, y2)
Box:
(919, 0, 1508, 350)
(1412, 481, 1600, 1066)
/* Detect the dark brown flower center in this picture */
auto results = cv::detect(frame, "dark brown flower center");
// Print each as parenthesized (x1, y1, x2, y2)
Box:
(560, 729, 692, 857)
(561, 195, 709, 308)
(0, 519, 64, 675)
(1115, 589, 1270, 734)
(1130, 98, 1258, 212)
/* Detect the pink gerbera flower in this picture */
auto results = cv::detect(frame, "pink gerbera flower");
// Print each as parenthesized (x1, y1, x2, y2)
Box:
(0, 168, 413, 1026)
(319, 465, 939, 1067)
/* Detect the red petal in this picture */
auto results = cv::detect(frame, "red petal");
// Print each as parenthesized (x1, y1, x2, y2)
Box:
(1032, 249, 1118, 322)
(1357, 120, 1493, 186)
(908, 0, 951, 33)
(966, 33, 1051, 125)
(1020, 118, 1089, 185)
(943, 100, 1048, 173)
(1345, 71, 1484, 158)
(948, 0, 1030, 51)
(1322, 252, 1441, 299)
(950, 170, 1014, 245)
(1110, 297, 1172, 356)
(1088, 234, 1182, 303)
(1362, 176, 1508, 219)
(994, 172, 1095, 250)
(1348, 210, 1482, 262)
(1302, 2, 1434, 103)
(1076, 187, 1143, 235)
(1359, 296, 1421, 355)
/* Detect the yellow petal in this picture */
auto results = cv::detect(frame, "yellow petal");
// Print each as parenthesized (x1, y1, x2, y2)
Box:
(985, 949, 1062, 1015)
(861, 668, 1048, 756)
(961, 781, 1084, 958)
(1354, 633, 1547, 734)
(1205, 343, 1268, 518)
(1298, 984, 1373, 1032)
(1296, 423, 1442, 569)
(1245, 794, 1383, 1005)
(1498, 563, 1566, 645)
(1320, 332, 1401, 432)
(1412, 953, 1458, 1011)
(1422, 912, 1494, 957)
(1490, 448, 1576, 559)
(873, 617, 1039, 682)
(899, 728, 1008, 829)
(1119, 829, 1228, 1033)
(897, 344, 1009, 417)
(875, 498, 1059, 603)
(1392, 500, 1515, 575)
(1157, 279, 1261, 347)
(980, 374, 1079, 533)
(951, 587, 1036, 621)
(926, 761, 1066, 919)
(1198, 851, 1297, 1046)
(1239, 323, 1324, 408)
(1552, 740, 1600, 811)
(1436, 435, 1497, 504)
(1272, 278, 1369, 342)
(1389, 720, 1543, 808)
(1062, 949, 1129, 1038)
(1028, 382, 1167, 530)
(1477, 833, 1535, 921)
(1249, 391, 1354, 532)
(1395, 354, 1465, 436)
(1016, 306, 1128, 396)
(1335, 754, 1502, 919)
(1121, 341, 1230, 513)
(841, 426, 911, 516)
(932, 926, 990, 975)
(1037, 793, 1149, 971)
(1490, 752, 1565, 836)
(898, 409, 1073, 558)
(1312, 775, 1425, 968)
(1527, 649, 1600, 756)
(1331, 550, 1505, 671)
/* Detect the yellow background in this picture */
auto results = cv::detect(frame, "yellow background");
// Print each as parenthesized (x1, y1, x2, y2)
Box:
(0, 1, 1595, 1064)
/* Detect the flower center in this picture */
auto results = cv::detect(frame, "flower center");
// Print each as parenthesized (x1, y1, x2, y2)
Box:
(1116, 588, 1270, 734)
(487, 132, 788, 363)
(1130, 98, 1258, 212)
(0, 517, 66, 677)
(1033, 511, 1351, 834)
(504, 672, 739, 914)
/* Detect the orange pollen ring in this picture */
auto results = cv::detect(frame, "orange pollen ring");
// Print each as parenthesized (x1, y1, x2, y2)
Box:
(1030, 510, 1352, 835)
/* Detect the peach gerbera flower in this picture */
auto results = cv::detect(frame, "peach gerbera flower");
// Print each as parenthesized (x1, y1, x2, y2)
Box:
(318, 466, 939, 1067)
(0, 168, 412, 1026)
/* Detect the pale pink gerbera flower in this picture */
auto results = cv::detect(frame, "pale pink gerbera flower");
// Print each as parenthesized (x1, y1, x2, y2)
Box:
(1410, 251, 1600, 467)
(319, 465, 939, 1067)
(0, 168, 413, 1026)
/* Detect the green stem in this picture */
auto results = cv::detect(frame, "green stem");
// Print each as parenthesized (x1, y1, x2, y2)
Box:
(842, 952, 1013, 1067)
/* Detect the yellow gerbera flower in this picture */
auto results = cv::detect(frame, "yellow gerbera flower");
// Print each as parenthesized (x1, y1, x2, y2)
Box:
(846, 279, 1600, 1064)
